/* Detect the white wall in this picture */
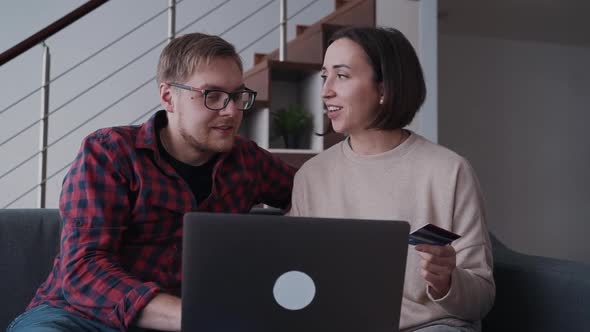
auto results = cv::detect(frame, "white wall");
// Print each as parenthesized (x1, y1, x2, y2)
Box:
(0, 0, 334, 208)
(376, 0, 438, 143)
(439, 34, 590, 263)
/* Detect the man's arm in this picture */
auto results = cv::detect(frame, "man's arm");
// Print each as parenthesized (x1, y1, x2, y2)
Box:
(136, 293, 182, 331)
(59, 131, 161, 330)
(253, 144, 296, 209)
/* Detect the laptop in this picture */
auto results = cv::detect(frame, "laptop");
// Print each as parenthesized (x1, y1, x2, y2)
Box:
(182, 212, 410, 332)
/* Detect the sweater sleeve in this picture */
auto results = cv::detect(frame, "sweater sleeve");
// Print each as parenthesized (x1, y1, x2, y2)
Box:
(286, 167, 309, 217)
(428, 159, 496, 321)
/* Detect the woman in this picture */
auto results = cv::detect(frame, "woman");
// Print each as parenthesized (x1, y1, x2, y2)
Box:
(288, 27, 495, 332)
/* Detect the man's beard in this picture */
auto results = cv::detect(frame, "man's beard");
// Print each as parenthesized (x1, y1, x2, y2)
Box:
(179, 124, 235, 154)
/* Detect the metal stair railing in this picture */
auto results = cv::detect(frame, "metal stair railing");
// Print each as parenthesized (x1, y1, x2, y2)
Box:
(2, 104, 162, 209)
(0, 0, 109, 66)
(0, 1, 185, 119)
(238, 0, 321, 54)
(1, 0, 230, 151)
(0, 0, 223, 208)
(0, 0, 185, 208)
(1, 0, 322, 208)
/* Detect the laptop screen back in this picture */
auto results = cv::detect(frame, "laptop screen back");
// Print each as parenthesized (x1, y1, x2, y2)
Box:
(182, 212, 409, 332)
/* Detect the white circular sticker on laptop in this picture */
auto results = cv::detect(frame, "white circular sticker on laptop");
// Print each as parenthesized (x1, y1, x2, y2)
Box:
(273, 270, 316, 310)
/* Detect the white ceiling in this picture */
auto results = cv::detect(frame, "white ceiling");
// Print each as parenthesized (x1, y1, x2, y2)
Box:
(438, 0, 590, 47)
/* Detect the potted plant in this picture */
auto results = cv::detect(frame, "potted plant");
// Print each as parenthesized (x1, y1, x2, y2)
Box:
(271, 104, 312, 149)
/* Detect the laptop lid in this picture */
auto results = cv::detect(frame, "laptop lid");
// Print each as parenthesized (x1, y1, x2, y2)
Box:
(182, 212, 409, 332)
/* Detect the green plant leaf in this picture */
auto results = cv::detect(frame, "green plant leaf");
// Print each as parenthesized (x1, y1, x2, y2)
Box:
(271, 104, 311, 135)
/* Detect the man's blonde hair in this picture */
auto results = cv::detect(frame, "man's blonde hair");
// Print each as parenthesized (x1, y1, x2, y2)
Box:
(156, 32, 243, 84)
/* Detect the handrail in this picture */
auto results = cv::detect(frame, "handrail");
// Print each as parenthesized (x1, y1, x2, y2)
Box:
(0, 0, 109, 67)
(0, 1, 186, 119)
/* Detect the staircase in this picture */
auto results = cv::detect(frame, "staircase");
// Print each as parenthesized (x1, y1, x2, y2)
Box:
(0, 0, 376, 208)
(243, 0, 375, 167)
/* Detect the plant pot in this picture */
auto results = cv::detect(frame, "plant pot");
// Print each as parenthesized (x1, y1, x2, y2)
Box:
(282, 131, 305, 149)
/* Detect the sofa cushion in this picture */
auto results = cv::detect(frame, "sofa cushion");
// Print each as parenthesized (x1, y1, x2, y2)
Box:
(0, 209, 60, 329)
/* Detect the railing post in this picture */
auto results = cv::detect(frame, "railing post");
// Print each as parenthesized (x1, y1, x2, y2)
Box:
(168, 0, 176, 42)
(279, 0, 287, 61)
(38, 43, 50, 208)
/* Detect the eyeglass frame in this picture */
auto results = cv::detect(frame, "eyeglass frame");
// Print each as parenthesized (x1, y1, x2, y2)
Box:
(167, 82, 257, 111)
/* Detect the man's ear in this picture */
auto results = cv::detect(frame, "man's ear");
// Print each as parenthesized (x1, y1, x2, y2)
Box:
(159, 82, 174, 112)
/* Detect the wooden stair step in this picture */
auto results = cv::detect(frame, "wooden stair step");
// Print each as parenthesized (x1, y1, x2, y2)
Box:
(244, 59, 322, 106)
(249, 0, 375, 65)
(253, 53, 266, 65)
(335, 0, 355, 10)
(296, 24, 309, 37)
(243, 0, 375, 106)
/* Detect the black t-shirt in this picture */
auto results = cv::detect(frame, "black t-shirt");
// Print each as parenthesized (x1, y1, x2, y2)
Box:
(157, 132, 217, 204)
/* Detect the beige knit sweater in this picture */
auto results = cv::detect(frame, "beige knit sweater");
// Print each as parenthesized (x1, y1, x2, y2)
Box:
(288, 132, 495, 331)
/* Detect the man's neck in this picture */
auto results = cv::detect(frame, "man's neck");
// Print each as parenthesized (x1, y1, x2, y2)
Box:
(160, 128, 215, 166)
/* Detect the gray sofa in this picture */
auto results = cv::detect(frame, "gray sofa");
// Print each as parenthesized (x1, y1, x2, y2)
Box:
(1, 209, 589, 331)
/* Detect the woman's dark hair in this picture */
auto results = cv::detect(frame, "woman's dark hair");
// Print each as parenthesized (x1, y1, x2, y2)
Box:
(328, 26, 426, 130)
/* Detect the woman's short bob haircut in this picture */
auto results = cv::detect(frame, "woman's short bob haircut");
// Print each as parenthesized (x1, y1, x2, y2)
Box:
(328, 26, 426, 130)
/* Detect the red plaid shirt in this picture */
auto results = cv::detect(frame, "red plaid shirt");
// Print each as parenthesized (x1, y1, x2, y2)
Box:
(28, 111, 295, 331)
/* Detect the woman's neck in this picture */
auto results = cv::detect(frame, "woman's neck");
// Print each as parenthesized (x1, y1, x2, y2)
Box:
(348, 129, 407, 155)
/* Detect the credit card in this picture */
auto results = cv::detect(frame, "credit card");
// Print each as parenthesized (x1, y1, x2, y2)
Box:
(408, 223, 461, 246)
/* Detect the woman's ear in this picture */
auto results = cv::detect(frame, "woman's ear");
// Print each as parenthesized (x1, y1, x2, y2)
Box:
(159, 82, 174, 113)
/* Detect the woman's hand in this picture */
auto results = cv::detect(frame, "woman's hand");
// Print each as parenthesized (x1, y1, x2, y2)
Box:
(415, 244, 457, 299)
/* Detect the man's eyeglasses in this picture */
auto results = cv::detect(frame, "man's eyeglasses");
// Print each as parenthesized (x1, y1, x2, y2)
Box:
(168, 82, 257, 111)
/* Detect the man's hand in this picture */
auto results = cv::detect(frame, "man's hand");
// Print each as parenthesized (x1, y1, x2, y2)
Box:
(136, 293, 182, 331)
(415, 244, 457, 299)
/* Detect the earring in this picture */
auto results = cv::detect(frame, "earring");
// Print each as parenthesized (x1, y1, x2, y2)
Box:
(379, 96, 384, 105)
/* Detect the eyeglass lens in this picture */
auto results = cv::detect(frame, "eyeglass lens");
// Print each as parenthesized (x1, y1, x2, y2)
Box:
(205, 91, 254, 110)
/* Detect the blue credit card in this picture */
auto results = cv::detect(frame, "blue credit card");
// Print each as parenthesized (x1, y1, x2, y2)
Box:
(408, 223, 461, 246)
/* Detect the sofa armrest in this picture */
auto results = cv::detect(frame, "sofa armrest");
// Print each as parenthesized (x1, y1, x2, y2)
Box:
(483, 234, 590, 331)
(0, 209, 61, 329)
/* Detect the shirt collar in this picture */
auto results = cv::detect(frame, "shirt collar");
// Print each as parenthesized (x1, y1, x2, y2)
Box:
(136, 110, 167, 152)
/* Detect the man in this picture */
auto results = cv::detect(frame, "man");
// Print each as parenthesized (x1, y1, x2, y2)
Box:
(8, 33, 295, 332)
